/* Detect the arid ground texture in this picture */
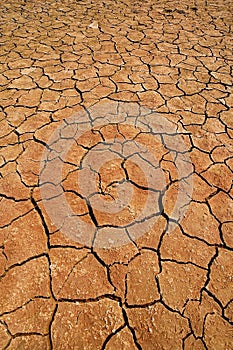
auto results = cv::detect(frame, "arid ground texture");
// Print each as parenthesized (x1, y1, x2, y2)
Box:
(0, 0, 233, 349)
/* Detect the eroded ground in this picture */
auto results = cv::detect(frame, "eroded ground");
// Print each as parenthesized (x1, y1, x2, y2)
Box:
(0, 0, 233, 349)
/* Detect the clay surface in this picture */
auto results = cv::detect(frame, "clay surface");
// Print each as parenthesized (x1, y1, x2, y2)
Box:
(0, 0, 232, 349)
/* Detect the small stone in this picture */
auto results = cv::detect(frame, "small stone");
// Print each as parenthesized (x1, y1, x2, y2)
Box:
(89, 21, 99, 29)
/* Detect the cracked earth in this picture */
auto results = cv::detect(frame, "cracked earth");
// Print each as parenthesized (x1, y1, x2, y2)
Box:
(0, 0, 233, 349)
